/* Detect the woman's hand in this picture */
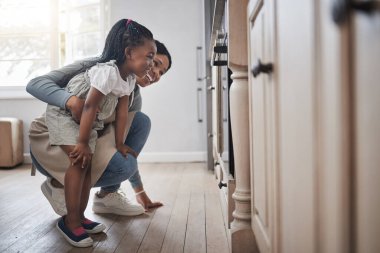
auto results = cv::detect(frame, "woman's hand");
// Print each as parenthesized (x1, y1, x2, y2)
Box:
(136, 191, 163, 210)
(66, 96, 85, 123)
(69, 142, 92, 168)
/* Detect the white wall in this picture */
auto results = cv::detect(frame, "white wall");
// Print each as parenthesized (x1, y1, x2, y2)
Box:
(109, 0, 207, 162)
(0, 0, 207, 163)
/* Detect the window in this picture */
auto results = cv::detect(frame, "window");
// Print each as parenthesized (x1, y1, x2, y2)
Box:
(59, 0, 109, 65)
(0, 0, 53, 87)
(0, 0, 108, 88)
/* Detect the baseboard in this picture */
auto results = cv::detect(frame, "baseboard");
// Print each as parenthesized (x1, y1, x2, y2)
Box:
(23, 151, 207, 164)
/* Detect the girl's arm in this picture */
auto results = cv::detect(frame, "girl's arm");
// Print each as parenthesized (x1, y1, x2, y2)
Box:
(70, 87, 104, 168)
(115, 95, 130, 155)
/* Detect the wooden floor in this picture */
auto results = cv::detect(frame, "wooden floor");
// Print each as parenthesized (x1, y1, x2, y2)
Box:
(0, 163, 229, 253)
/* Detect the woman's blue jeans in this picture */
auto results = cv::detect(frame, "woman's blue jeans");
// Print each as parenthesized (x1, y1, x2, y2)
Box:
(31, 111, 151, 192)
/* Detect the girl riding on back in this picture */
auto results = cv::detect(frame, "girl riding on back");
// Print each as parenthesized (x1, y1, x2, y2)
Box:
(45, 18, 156, 247)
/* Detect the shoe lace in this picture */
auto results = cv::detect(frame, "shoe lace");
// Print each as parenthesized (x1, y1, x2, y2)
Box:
(112, 189, 132, 204)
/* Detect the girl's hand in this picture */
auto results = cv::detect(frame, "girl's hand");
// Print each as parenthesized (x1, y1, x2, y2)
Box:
(69, 143, 93, 168)
(116, 144, 138, 158)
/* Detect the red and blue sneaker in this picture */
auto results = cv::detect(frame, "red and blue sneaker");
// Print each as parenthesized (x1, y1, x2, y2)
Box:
(56, 217, 93, 247)
(81, 218, 106, 234)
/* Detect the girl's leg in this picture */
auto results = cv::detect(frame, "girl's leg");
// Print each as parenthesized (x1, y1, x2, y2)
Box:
(79, 165, 107, 234)
(79, 164, 92, 219)
(61, 145, 88, 231)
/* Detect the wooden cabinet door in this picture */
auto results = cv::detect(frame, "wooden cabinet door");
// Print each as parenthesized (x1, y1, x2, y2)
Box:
(276, 0, 317, 252)
(351, 4, 380, 252)
(248, 1, 277, 252)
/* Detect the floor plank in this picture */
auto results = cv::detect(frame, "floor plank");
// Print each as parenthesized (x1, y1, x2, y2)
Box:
(184, 164, 207, 253)
(160, 163, 194, 253)
(205, 169, 230, 253)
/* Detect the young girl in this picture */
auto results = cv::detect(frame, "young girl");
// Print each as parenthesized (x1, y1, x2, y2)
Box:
(45, 19, 156, 247)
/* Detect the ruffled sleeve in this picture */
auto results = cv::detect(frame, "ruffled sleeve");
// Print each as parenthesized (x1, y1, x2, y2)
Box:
(88, 63, 118, 95)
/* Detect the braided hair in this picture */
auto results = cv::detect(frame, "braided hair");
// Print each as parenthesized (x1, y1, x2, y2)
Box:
(99, 19, 154, 64)
(155, 40, 172, 71)
(52, 19, 153, 86)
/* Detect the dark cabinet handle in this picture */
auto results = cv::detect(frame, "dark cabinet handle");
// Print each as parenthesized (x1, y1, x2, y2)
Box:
(218, 181, 227, 189)
(333, 0, 380, 25)
(251, 59, 273, 78)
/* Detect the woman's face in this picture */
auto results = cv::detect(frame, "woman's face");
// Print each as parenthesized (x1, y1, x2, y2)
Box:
(126, 39, 157, 78)
(137, 54, 170, 87)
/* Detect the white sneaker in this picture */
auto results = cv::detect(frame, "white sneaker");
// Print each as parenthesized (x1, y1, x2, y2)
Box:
(92, 190, 145, 216)
(41, 178, 67, 216)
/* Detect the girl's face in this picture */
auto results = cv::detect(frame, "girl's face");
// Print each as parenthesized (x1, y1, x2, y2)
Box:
(137, 54, 170, 87)
(126, 39, 157, 78)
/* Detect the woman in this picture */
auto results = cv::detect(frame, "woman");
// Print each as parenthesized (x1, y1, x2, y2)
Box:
(27, 39, 172, 217)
